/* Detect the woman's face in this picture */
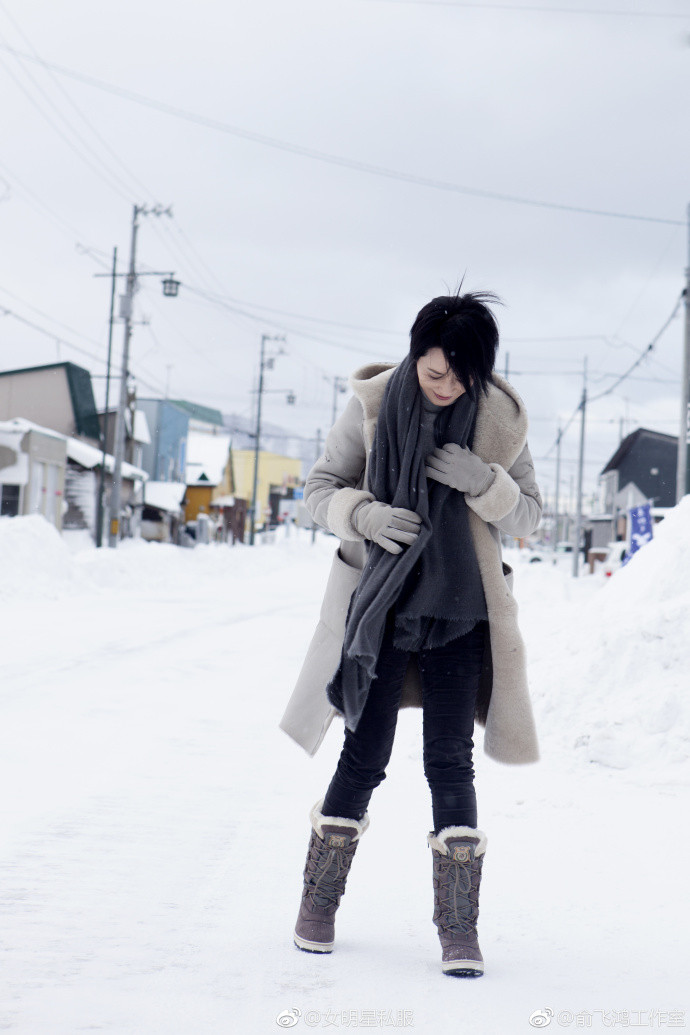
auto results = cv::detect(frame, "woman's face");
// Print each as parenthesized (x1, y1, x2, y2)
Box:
(416, 347, 468, 406)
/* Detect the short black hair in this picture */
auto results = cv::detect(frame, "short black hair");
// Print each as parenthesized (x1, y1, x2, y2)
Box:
(409, 291, 501, 399)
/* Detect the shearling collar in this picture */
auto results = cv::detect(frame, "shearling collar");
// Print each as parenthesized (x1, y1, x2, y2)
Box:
(348, 361, 528, 471)
(348, 363, 396, 418)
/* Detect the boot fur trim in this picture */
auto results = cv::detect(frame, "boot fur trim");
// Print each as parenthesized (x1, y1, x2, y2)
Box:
(427, 826, 488, 857)
(310, 798, 370, 842)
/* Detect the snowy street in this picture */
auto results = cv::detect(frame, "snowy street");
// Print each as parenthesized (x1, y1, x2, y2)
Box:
(1, 515, 689, 1034)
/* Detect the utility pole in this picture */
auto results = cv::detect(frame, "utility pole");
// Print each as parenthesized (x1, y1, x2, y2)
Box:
(676, 202, 690, 503)
(552, 426, 562, 563)
(107, 204, 177, 547)
(572, 358, 587, 578)
(311, 428, 322, 545)
(249, 333, 286, 545)
(109, 207, 140, 547)
(504, 352, 510, 381)
(96, 246, 117, 548)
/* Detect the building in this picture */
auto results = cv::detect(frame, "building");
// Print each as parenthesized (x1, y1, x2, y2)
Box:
(136, 397, 252, 543)
(224, 412, 317, 481)
(0, 363, 146, 539)
(591, 427, 678, 546)
(137, 398, 191, 483)
(0, 417, 146, 537)
(0, 419, 67, 529)
(63, 436, 147, 538)
(141, 481, 187, 543)
(599, 427, 677, 511)
(0, 362, 101, 444)
(99, 405, 152, 471)
(232, 449, 302, 531)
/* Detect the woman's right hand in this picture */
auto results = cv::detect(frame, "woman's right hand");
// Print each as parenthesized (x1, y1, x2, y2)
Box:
(352, 501, 422, 554)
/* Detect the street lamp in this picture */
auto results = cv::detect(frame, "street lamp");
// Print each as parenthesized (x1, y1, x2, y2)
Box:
(162, 276, 180, 298)
(99, 203, 179, 548)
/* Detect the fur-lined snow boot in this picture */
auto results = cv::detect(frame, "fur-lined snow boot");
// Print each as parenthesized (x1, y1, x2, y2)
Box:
(293, 797, 369, 953)
(427, 826, 487, 977)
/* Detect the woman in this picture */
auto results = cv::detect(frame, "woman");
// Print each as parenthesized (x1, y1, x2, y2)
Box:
(279, 291, 542, 977)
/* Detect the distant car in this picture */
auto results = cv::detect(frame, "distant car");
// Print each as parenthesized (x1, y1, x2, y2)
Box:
(556, 541, 573, 554)
(603, 541, 628, 578)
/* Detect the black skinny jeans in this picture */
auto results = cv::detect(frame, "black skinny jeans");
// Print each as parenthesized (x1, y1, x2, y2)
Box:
(321, 615, 487, 835)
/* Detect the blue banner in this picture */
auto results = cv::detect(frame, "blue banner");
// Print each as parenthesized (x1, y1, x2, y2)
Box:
(622, 502, 653, 566)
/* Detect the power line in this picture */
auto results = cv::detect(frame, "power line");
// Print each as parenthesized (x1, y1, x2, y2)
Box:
(0, 158, 111, 263)
(361, 0, 689, 17)
(588, 291, 685, 403)
(542, 289, 685, 457)
(543, 400, 582, 459)
(181, 281, 405, 338)
(0, 302, 110, 369)
(0, 36, 133, 204)
(0, 1, 158, 206)
(501, 334, 611, 343)
(0, 42, 683, 228)
(0, 295, 169, 397)
(182, 283, 403, 358)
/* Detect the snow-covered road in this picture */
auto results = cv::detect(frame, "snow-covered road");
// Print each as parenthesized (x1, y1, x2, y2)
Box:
(1, 517, 688, 1034)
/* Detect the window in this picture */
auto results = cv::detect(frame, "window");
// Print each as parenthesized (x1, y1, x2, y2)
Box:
(1, 484, 20, 517)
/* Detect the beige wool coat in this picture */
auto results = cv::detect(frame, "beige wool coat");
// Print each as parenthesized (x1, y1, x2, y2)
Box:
(279, 363, 543, 765)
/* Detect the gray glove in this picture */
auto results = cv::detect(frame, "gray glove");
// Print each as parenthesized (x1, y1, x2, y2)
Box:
(425, 443, 495, 497)
(352, 500, 422, 554)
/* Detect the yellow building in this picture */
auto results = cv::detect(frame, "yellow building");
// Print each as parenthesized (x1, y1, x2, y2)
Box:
(232, 450, 302, 529)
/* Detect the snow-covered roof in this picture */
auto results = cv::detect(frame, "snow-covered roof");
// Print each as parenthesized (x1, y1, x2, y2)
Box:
(66, 438, 147, 482)
(144, 481, 186, 513)
(209, 494, 235, 508)
(0, 416, 147, 482)
(185, 428, 231, 486)
(65, 437, 104, 469)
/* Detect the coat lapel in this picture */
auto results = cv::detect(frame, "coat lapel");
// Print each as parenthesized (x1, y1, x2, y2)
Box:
(471, 374, 528, 471)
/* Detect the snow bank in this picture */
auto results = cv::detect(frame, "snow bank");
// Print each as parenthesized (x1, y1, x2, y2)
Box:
(0, 514, 328, 601)
(0, 515, 78, 600)
(3, 508, 688, 778)
(528, 497, 690, 775)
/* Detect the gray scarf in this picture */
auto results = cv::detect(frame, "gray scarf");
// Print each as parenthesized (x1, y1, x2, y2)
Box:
(326, 355, 487, 734)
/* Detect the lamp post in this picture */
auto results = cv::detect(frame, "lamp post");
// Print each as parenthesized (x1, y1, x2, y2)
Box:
(103, 203, 178, 547)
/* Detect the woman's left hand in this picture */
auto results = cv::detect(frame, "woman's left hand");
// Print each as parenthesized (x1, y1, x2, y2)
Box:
(425, 443, 495, 497)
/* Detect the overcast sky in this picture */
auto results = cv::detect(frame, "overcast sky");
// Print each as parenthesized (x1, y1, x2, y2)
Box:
(1, 0, 689, 504)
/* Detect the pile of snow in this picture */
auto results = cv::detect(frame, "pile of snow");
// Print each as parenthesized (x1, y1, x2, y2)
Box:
(0, 515, 79, 600)
(528, 496, 690, 774)
(0, 514, 329, 601)
(3, 508, 688, 779)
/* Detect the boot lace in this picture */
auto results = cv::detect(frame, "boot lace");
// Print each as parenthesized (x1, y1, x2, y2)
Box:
(433, 854, 480, 936)
(304, 838, 356, 910)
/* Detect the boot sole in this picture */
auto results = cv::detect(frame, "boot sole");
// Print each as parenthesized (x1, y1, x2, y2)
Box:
(293, 932, 334, 953)
(442, 960, 484, 977)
